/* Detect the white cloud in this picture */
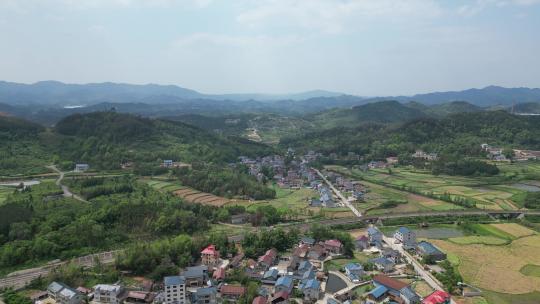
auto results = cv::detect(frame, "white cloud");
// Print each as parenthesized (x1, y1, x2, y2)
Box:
(458, 0, 540, 17)
(173, 32, 303, 48)
(236, 0, 443, 34)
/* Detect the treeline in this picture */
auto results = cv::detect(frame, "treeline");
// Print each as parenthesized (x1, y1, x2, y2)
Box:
(67, 176, 134, 200)
(173, 164, 276, 200)
(0, 180, 220, 269)
(524, 192, 540, 209)
(281, 111, 540, 164)
(432, 159, 499, 176)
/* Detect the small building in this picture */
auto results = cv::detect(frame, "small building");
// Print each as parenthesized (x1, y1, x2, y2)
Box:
(394, 227, 417, 250)
(367, 285, 388, 302)
(181, 265, 208, 287)
(355, 235, 369, 251)
(124, 291, 155, 304)
(422, 290, 451, 304)
(163, 276, 187, 304)
(300, 236, 316, 246)
(270, 291, 289, 304)
(48, 282, 84, 304)
(252, 296, 267, 304)
(162, 160, 174, 168)
(262, 268, 279, 283)
(417, 241, 447, 262)
(400, 286, 421, 304)
(74, 163, 89, 172)
(344, 263, 364, 283)
(212, 267, 226, 281)
(93, 284, 125, 304)
(324, 239, 343, 255)
(301, 279, 320, 301)
(274, 276, 294, 294)
(201, 245, 220, 268)
(220, 285, 246, 301)
(230, 213, 250, 224)
(370, 257, 395, 273)
(191, 287, 217, 304)
(372, 275, 419, 304)
(307, 244, 327, 260)
(367, 227, 383, 245)
(258, 248, 278, 270)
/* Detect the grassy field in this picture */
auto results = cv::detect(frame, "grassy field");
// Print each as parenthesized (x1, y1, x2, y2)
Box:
(0, 186, 13, 204)
(520, 264, 540, 277)
(448, 235, 509, 245)
(431, 233, 540, 295)
(326, 164, 538, 211)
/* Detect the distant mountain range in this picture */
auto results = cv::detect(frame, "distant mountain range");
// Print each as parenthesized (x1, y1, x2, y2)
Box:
(1, 80, 540, 107)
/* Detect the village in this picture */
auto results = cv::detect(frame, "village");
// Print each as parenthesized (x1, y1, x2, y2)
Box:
(30, 224, 454, 304)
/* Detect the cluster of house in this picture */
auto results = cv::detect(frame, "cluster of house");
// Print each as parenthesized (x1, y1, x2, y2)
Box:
(481, 143, 540, 161)
(348, 226, 450, 304)
(161, 160, 191, 169)
(412, 150, 438, 161)
(34, 228, 453, 304)
(238, 154, 319, 189)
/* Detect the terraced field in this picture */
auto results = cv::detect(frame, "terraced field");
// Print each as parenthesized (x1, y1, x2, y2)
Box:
(142, 179, 232, 206)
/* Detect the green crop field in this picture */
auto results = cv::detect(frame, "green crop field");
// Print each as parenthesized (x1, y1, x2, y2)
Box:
(0, 186, 13, 204)
(326, 164, 536, 211)
(520, 264, 540, 278)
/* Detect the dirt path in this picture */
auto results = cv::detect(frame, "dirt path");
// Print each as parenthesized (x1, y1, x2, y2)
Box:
(46, 165, 88, 203)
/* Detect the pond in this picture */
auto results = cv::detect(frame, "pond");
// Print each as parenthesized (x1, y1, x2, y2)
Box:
(413, 227, 464, 239)
(511, 183, 540, 192)
(326, 273, 347, 293)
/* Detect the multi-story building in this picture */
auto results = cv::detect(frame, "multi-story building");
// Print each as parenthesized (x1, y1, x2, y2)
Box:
(394, 227, 417, 250)
(93, 284, 125, 304)
(163, 276, 187, 304)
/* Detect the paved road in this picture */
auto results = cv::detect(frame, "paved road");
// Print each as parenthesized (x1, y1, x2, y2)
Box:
(47, 165, 87, 203)
(0, 251, 120, 290)
(314, 168, 362, 217)
(382, 235, 457, 304)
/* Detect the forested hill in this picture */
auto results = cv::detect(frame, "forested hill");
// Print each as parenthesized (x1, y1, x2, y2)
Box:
(0, 115, 44, 137)
(309, 100, 427, 128)
(1, 112, 275, 174)
(281, 111, 540, 159)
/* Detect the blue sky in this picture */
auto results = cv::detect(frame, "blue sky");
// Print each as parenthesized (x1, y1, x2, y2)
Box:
(1, 0, 539, 96)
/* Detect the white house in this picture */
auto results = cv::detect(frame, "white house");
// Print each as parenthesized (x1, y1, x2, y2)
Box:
(394, 227, 417, 250)
(164, 276, 187, 304)
(93, 284, 125, 304)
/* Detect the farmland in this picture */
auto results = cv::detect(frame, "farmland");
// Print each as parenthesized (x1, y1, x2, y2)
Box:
(429, 223, 540, 302)
(0, 186, 13, 204)
(326, 163, 540, 211)
(141, 178, 233, 206)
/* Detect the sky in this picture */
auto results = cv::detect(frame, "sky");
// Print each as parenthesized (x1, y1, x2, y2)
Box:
(0, 0, 540, 96)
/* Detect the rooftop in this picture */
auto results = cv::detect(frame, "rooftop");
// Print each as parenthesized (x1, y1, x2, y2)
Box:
(164, 276, 185, 286)
(372, 275, 408, 291)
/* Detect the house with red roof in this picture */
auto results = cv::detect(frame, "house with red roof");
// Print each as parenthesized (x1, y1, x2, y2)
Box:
(220, 285, 246, 301)
(252, 296, 267, 304)
(201, 245, 220, 267)
(422, 291, 451, 304)
(212, 267, 226, 281)
(323, 239, 343, 254)
(258, 248, 278, 270)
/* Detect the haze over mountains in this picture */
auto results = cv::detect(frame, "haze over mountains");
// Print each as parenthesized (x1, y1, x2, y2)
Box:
(1, 81, 540, 107)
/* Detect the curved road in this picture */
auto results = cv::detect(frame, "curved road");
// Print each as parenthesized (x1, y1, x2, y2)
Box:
(47, 165, 87, 203)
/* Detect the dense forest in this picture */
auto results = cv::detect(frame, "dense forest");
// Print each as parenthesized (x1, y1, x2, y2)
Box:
(0, 112, 275, 175)
(281, 111, 540, 160)
(173, 164, 276, 200)
(0, 178, 220, 269)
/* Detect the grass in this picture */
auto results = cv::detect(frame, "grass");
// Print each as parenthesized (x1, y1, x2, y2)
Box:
(520, 264, 540, 277)
(328, 164, 534, 211)
(482, 290, 540, 304)
(448, 235, 509, 245)
(0, 186, 13, 204)
(490, 223, 536, 238)
(324, 258, 361, 272)
(431, 235, 540, 295)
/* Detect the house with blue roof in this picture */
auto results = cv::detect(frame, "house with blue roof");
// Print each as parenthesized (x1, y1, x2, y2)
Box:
(262, 269, 279, 283)
(274, 276, 294, 294)
(191, 287, 217, 304)
(399, 286, 421, 304)
(394, 227, 417, 250)
(296, 260, 313, 277)
(417, 241, 447, 261)
(367, 227, 383, 245)
(301, 279, 320, 301)
(344, 263, 364, 283)
(370, 257, 395, 273)
(368, 285, 388, 302)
